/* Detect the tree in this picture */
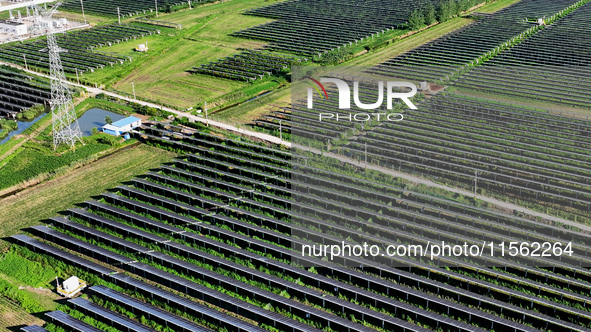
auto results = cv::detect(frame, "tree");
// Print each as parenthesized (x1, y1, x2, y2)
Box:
(459, 0, 471, 13)
(447, 0, 458, 17)
(105, 116, 112, 125)
(436, 1, 450, 22)
(424, 3, 437, 25)
(91, 127, 99, 135)
(408, 8, 425, 31)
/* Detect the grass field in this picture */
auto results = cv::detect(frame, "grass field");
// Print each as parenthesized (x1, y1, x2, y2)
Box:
(0, 144, 176, 250)
(0, 295, 45, 331)
(80, 0, 278, 109)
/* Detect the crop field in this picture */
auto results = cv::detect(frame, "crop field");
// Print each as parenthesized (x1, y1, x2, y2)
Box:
(5, 123, 591, 332)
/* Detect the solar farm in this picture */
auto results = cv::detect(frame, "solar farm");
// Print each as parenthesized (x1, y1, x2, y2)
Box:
(1, 0, 591, 331)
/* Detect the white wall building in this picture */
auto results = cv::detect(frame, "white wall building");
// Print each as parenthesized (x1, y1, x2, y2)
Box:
(0, 20, 27, 35)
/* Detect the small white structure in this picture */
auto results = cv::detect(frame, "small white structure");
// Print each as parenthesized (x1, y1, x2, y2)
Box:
(135, 42, 148, 52)
(0, 20, 27, 36)
(102, 116, 142, 136)
(418, 81, 429, 91)
(57, 276, 86, 298)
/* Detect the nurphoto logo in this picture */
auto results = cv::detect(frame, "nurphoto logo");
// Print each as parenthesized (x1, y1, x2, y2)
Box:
(306, 77, 418, 110)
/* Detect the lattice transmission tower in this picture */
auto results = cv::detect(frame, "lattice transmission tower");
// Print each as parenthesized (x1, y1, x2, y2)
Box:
(32, 2, 83, 149)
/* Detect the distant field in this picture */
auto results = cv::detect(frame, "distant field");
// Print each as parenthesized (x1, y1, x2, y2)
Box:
(80, 0, 278, 109)
(0, 144, 177, 250)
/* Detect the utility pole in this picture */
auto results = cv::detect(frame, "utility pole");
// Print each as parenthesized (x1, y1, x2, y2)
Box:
(204, 101, 208, 127)
(474, 170, 478, 197)
(23, 54, 27, 70)
(117, 7, 120, 24)
(365, 142, 367, 165)
(189, 1, 192, 9)
(75, 68, 80, 84)
(155, 0, 158, 17)
(80, 0, 85, 19)
(131, 82, 136, 100)
(279, 120, 282, 143)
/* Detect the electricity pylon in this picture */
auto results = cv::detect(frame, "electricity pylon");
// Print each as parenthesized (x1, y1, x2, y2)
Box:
(32, 2, 83, 149)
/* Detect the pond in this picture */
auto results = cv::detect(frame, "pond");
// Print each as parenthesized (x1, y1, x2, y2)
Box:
(0, 112, 48, 145)
(77, 108, 125, 137)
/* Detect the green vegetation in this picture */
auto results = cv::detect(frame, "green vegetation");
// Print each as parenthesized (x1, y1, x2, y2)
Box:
(0, 144, 176, 249)
(79, 0, 277, 109)
(0, 135, 125, 191)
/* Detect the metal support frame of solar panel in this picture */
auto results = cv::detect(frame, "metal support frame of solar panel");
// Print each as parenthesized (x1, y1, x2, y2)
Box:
(160, 132, 588, 249)
(106, 274, 266, 332)
(290, 167, 591, 249)
(359, 122, 591, 185)
(85, 200, 184, 235)
(112, 178, 591, 317)
(49, 216, 151, 253)
(343, 141, 591, 209)
(427, 94, 591, 133)
(28, 224, 272, 332)
(177, 150, 591, 249)
(117, 169, 591, 320)
(20, 326, 48, 332)
(10, 234, 115, 275)
(140, 125, 291, 167)
(144, 122, 292, 160)
(152, 237, 511, 332)
(363, 125, 591, 183)
(30, 225, 135, 266)
(164, 230, 541, 332)
(45, 310, 103, 332)
(136, 162, 591, 293)
(98, 188, 584, 332)
(67, 208, 169, 244)
(88, 285, 213, 332)
(168, 154, 588, 272)
(121, 261, 332, 332)
(412, 99, 591, 154)
(384, 112, 591, 172)
(69, 297, 157, 332)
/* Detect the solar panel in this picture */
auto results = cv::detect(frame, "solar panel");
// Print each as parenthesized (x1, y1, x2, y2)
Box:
(89, 285, 212, 332)
(120, 263, 316, 332)
(49, 216, 150, 253)
(68, 208, 168, 243)
(108, 274, 266, 332)
(10, 235, 115, 276)
(45, 310, 103, 332)
(30, 225, 134, 265)
(69, 297, 157, 332)
(85, 200, 182, 234)
(20, 325, 48, 332)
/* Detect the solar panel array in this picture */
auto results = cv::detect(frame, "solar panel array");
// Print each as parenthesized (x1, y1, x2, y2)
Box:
(9, 115, 591, 331)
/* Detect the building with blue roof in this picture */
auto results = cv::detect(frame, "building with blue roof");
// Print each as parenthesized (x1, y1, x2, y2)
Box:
(102, 116, 142, 136)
